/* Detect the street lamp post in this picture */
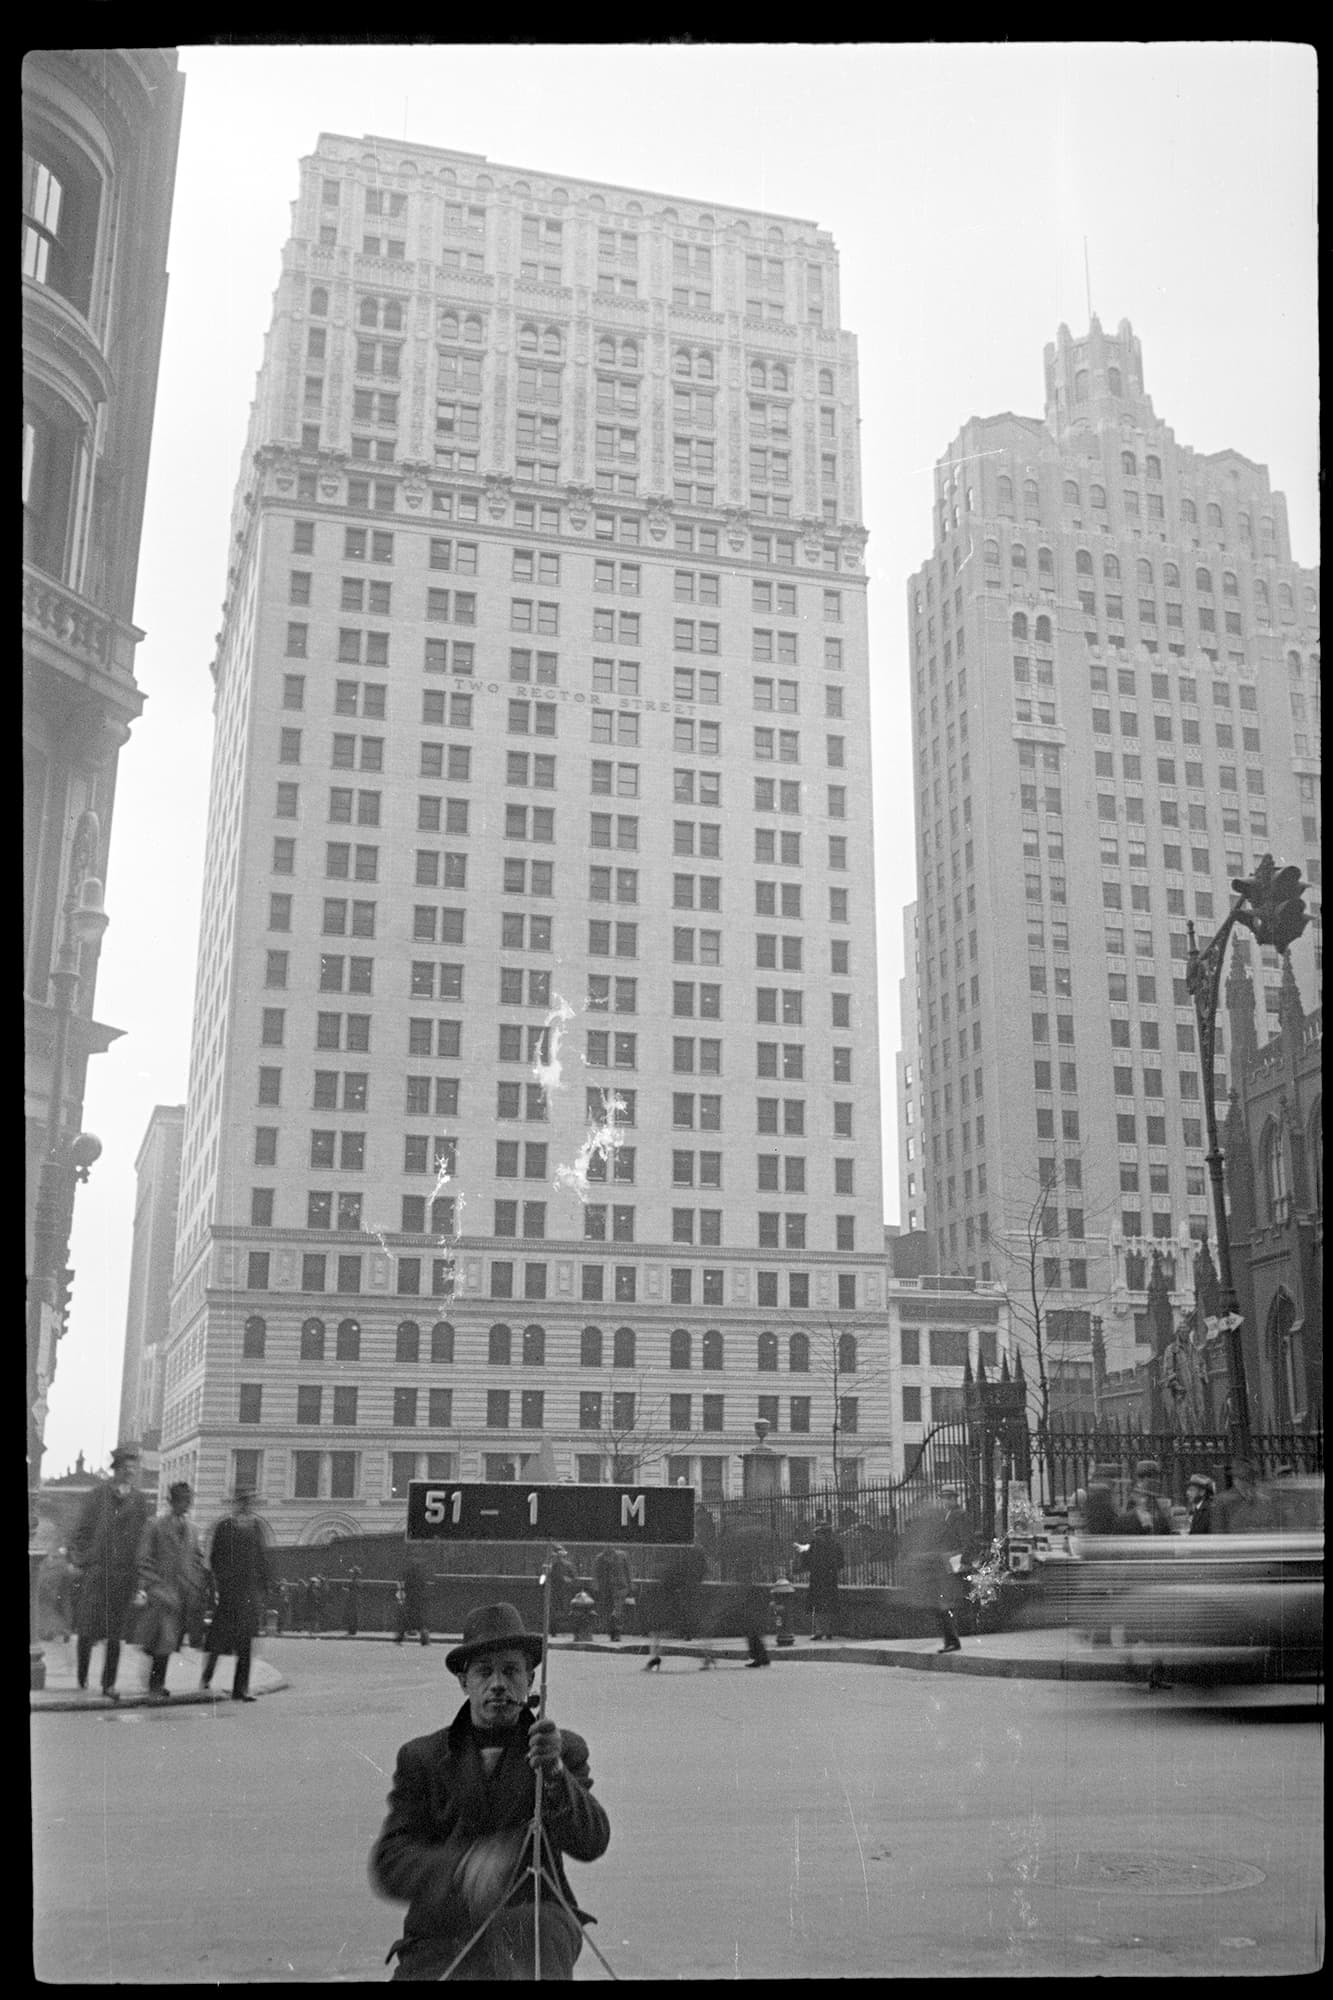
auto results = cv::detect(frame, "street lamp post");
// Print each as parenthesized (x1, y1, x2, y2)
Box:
(1185, 856, 1310, 1463)
(27, 810, 109, 1688)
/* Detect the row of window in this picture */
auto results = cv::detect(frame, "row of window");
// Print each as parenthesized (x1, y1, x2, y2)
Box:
(240, 1316, 867, 1370)
(239, 1250, 862, 1300)
(236, 1381, 859, 1435)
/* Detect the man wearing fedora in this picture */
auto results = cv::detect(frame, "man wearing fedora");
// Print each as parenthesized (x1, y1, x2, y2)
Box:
(68, 1442, 152, 1699)
(1184, 1473, 1216, 1535)
(370, 1602, 610, 1980)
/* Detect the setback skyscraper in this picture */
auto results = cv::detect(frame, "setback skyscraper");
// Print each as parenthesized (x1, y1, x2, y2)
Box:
(906, 316, 1320, 1410)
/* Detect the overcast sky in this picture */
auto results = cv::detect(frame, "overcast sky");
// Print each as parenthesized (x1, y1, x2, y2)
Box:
(46, 41, 1318, 1476)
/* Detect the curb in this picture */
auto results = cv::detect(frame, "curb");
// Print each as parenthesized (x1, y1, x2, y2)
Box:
(561, 1636, 1131, 1681)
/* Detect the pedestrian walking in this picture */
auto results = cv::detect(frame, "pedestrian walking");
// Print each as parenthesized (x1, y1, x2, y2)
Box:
(68, 1442, 152, 1699)
(643, 1538, 711, 1670)
(1119, 1460, 1174, 1535)
(795, 1515, 845, 1641)
(591, 1546, 633, 1644)
(133, 1481, 207, 1700)
(346, 1565, 362, 1637)
(1080, 1464, 1121, 1536)
(727, 1527, 772, 1668)
(1185, 1472, 1216, 1535)
(370, 1601, 611, 1979)
(546, 1547, 577, 1637)
(901, 1498, 963, 1653)
(200, 1487, 272, 1702)
(1213, 1456, 1276, 1533)
(395, 1551, 431, 1646)
(310, 1574, 327, 1632)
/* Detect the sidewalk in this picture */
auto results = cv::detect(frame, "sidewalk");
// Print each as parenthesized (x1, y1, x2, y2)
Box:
(30, 1638, 287, 1714)
(564, 1626, 1134, 1681)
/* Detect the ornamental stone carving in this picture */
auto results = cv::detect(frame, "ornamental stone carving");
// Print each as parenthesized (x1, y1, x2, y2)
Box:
(565, 484, 595, 531)
(841, 527, 869, 569)
(645, 496, 674, 541)
(484, 473, 513, 519)
(722, 505, 750, 553)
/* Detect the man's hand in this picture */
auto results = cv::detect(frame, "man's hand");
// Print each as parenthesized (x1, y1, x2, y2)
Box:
(527, 1717, 565, 1776)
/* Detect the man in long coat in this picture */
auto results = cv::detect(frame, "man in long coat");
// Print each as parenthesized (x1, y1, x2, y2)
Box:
(901, 1499, 963, 1653)
(133, 1481, 206, 1699)
(591, 1546, 633, 1644)
(370, 1601, 610, 1979)
(395, 1551, 431, 1646)
(798, 1517, 845, 1641)
(68, 1442, 152, 1698)
(201, 1488, 271, 1701)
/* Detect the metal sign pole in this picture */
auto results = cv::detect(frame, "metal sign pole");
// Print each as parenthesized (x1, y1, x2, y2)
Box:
(530, 1554, 553, 1980)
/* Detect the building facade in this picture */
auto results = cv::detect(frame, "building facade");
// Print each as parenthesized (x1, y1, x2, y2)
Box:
(117, 1104, 186, 1477)
(24, 48, 185, 1480)
(894, 901, 928, 1236)
(905, 315, 1320, 1403)
(164, 135, 888, 1540)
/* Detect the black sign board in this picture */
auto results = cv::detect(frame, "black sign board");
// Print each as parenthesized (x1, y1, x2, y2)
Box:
(406, 1481, 696, 1546)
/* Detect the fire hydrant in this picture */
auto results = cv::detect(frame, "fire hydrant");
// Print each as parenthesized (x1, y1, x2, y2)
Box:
(769, 1576, 796, 1647)
(569, 1589, 596, 1642)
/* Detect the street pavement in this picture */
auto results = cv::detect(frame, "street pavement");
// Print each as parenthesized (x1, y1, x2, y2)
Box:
(31, 1633, 1323, 1979)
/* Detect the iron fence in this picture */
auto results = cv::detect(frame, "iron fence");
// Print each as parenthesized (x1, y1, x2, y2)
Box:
(1037, 1420, 1323, 1510)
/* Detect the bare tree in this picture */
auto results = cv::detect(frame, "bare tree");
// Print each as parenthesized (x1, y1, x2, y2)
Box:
(582, 1375, 709, 1483)
(807, 1320, 893, 1492)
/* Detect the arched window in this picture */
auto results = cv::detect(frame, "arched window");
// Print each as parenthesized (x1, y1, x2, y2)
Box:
(383, 300, 403, 332)
(696, 350, 715, 382)
(439, 312, 459, 341)
(757, 1331, 778, 1371)
(396, 1319, 421, 1363)
(669, 1326, 691, 1369)
(489, 1323, 512, 1366)
(1064, 479, 1080, 505)
(519, 323, 539, 353)
(1302, 585, 1317, 613)
(1107, 367, 1122, 395)
(837, 1333, 858, 1374)
(1279, 582, 1294, 620)
(336, 1317, 361, 1360)
(430, 1321, 455, 1363)
(1223, 571, 1238, 597)
(1037, 546, 1054, 576)
(1035, 614, 1052, 643)
(1023, 478, 1040, 514)
(359, 296, 379, 327)
(1239, 511, 1252, 540)
(1195, 566, 1212, 592)
(598, 335, 616, 366)
(22, 142, 100, 317)
(674, 347, 692, 376)
(1181, 498, 1197, 524)
(788, 1332, 809, 1373)
(1286, 649, 1302, 673)
(1074, 370, 1089, 403)
(984, 538, 1000, 564)
(1254, 579, 1270, 616)
(522, 1323, 545, 1366)
(1206, 502, 1223, 531)
(818, 368, 834, 395)
(462, 315, 484, 343)
(613, 1325, 635, 1369)
(1010, 543, 1027, 570)
(1121, 451, 1136, 475)
(1145, 455, 1161, 479)
(542, 325, 562, 356)
(300, 1317, 326, 1361)
(621, 339, 638, 368)
(242, 1315, 267, 1358)
(997, 474, 1013, 513)
(1103, 554, 1120, 580)
(1259, 515, 1275, 543)
(310, 287, 329, 317)
(1163, 562, 1179, 587)
(581, 1324, 603, 1368)
(1090, 484, 1107, 509)
(1075, 548, 1094, 575)
(1136, 559, 1153, 589)
(750, 359, 766, 389)
(1011, 612, 1028, 639)
(702, 1328, 723, 1370)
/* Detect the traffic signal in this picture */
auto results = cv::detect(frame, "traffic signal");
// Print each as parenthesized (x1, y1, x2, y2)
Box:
(1231, 855, 1310, 955)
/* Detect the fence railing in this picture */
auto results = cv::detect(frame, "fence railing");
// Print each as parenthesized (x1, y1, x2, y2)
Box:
(1037, 1421, 1323, 1508)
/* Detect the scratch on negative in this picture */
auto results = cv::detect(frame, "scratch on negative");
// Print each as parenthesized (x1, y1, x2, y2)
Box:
(356, 1750, 388, 1778)
(834, 1765, 872, 1922)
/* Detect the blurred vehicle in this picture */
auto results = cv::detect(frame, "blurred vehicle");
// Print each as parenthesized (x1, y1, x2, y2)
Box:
(1067, 1476, 1323, 1684)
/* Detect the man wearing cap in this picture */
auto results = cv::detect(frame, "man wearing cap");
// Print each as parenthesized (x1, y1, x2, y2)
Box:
(68, 1442, 152, 1699)
(1184, 1473, 1216, 1535)
(370, 1602, 611, 1979)
(1120, 1460, 1173, 1535)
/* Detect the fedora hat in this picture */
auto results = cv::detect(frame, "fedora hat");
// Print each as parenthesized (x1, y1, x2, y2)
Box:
(445, 1602, 544, 1677)
(109, 1441, 141, 1468)
(1185, 1472, 1215, 1496)
(1133, 1459, 1161, 1480)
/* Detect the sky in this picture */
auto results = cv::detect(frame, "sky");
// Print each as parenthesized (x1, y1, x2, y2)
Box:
(45, 41, 1318, 1476)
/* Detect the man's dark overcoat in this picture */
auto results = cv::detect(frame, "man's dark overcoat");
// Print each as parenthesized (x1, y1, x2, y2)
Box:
(204, 1516, 272, 1655)
(69, 1481, 152, 1643)
(370, 1698, 610, 1980)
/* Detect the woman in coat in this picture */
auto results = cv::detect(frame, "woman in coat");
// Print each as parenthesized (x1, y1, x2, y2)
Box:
(133, 1481, 206, 1699)
(201, 1488, 271, 1702)
(798, 1517, 845, 1641)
